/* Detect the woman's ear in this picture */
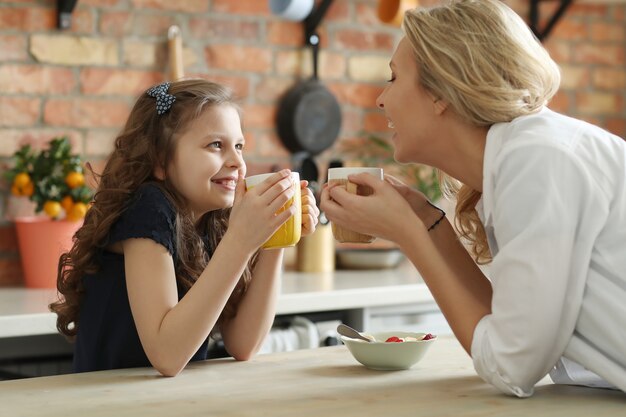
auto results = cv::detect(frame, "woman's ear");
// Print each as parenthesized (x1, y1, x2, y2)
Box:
(433, 97, 449, 116)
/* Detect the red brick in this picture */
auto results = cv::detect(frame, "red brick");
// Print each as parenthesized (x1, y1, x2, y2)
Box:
(267, 21, 304, 47)
(605, 119, 626, 139)
(81, 0, 123, 6)
(133, 14, 175, 37)
(241, 104, 276, 130)
(363, 111, 389, 132)
(614, 6, 625, 22)
(0, 259, 23, 287)
(70, 8, 95, 34)
(255, 131, 290, 158)
(575, 92, 622, 115)
(0, 129, 83, 157)
(559, 65, 590, 89)
(551, 19, 588, 41)
(205, 45, 272, 73)
(544, 39, 571, 64)
(0, 7, 55, 31)
(131, 0, 207, 13)
(592, 68, 626, 90)
(99, 11, 133, 36)
(240, 131, 257, 154)
(338, 109, 364, 136)
(568, 4, 609, 19)
(0, 35, 28, 61)
(328, 82, 384, 109)
(85, 129, 117, 156)
(334, 29, 395, 51)
(211, 0, 269, 16)
(44, 98, 131, 128)
(190, 18, 261, 41)
(198, 74, 251, 99)
(325, 0, 350, 22)
(590, 22, 625, 42)
(255, 77, 297, 103)
(606, 119, 626, 138)
(0, 97, 40, 127)
(355, 3, 380, 26)
(80, 68, 163, 95)
(0, 65, 76, 94)
(548, 90, 571, 114)
(573, 44, 624, 66)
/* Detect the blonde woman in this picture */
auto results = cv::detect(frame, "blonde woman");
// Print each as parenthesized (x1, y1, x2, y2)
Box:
(321, 0, 625, 397)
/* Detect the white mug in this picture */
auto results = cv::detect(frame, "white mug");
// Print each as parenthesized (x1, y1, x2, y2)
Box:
(269, 0, 314, 21)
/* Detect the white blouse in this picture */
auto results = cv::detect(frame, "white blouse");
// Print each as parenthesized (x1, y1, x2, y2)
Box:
(471, 108, 626, 397)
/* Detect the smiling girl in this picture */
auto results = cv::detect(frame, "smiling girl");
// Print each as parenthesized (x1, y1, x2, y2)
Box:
(50, 79, 319, 376)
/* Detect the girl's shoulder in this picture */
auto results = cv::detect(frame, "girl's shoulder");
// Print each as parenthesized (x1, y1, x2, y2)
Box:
(109, 183, 178, 255)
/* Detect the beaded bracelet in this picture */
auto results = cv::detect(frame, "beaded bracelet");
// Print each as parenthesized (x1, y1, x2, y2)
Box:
(426, 201, 446, 232)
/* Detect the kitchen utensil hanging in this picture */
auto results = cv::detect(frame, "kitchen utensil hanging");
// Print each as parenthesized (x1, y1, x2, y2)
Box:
(275, 0, 341, 156)
(167, 25, 184, 81)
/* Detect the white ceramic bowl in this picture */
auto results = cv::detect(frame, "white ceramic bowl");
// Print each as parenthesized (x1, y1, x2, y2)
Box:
(340, 331, 436, 371)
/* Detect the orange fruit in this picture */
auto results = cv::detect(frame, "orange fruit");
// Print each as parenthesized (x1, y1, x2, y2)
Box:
(67, 202, 88, 221)
(43, 201, 62, 219)
(21, 181, 34, 197)
(65, 172, 85, 189)
(11, 184, 21, 196)
(13, 173, 31, 188)
(61, 195, 74, 213)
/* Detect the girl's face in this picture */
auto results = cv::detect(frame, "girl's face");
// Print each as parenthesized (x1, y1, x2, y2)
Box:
(165, 104, 246, 218)
(376, 37, 442, 164)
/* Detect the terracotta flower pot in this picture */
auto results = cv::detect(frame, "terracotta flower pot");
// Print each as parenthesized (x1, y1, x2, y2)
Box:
(14, 217, 81, 289)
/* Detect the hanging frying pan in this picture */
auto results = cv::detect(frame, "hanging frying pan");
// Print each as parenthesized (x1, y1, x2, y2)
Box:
(276, 1, 341, 156)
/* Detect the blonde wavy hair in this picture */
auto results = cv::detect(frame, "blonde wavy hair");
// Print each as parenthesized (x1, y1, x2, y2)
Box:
(403, 0, 560, 263)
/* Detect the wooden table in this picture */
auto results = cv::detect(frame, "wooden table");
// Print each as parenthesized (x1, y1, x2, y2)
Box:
(1, 337, 623, 416)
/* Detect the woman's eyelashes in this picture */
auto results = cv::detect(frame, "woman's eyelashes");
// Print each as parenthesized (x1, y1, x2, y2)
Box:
(387, 73, 396, 82)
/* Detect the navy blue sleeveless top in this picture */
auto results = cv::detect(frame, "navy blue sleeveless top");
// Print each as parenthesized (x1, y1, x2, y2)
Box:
(73, 184, 208, 372)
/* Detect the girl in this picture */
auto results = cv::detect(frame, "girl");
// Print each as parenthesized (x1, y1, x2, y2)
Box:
(50, 79, 319, 376)
(321, 0, 625, 397)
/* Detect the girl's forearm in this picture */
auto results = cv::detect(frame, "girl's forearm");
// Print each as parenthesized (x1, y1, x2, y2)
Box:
(220, 248, 283, 360)
(148, 232, 255, 375)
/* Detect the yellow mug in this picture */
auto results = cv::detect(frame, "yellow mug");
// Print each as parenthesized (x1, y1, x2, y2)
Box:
(245, 172, 302, 249)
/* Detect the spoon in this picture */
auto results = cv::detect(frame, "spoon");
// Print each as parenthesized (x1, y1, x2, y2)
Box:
(337, 324, 373, 342)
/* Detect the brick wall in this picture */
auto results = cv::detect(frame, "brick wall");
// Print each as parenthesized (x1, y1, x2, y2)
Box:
(1, 0, 625, 286)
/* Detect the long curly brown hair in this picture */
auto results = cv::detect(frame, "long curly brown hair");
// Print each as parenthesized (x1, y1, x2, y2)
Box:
(50, 79, 257, 340)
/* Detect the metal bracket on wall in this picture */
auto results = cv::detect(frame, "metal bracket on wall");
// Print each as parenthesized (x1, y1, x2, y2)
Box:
(304, 0, 334, 46)
(529, 0, 573, 42)
(57, 0, 79, 30)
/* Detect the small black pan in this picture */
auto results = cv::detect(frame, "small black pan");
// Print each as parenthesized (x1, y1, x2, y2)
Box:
(276, 33, 341, 156)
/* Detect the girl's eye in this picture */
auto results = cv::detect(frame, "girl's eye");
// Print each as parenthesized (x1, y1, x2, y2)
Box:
(387, 74, 396, 83)
(206, 141, 222, 149)
(235, 143, 244, 151)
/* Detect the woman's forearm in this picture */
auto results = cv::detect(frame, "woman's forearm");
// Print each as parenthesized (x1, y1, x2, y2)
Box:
(396, 212, 492, 354)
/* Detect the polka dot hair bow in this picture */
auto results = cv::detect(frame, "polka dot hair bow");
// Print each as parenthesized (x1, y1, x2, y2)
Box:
(146, 82, 176, 115)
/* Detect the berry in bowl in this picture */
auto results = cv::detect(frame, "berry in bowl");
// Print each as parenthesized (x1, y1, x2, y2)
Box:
(340, 331, 436, 371)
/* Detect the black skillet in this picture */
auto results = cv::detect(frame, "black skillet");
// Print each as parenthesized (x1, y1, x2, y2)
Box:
(275, 0, 341, 157)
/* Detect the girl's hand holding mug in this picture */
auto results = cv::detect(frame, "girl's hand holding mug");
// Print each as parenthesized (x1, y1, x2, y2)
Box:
(299, 180, 319, 237)
(228, 169, 298, 252)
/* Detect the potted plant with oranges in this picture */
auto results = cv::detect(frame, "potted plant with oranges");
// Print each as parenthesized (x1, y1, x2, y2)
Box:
(4, 136, 93, 288)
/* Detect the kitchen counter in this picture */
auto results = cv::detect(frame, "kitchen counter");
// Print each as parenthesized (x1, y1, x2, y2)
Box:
(1, 336, 623, 416)
(0, 261, 434, 338)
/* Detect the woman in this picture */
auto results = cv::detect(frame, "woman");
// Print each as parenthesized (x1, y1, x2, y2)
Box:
(321, 0, 625, 397)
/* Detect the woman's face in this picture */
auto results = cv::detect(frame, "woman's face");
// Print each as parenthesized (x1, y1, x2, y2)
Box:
(376, 37, 441, 164)
(165, 104, 246, 218)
